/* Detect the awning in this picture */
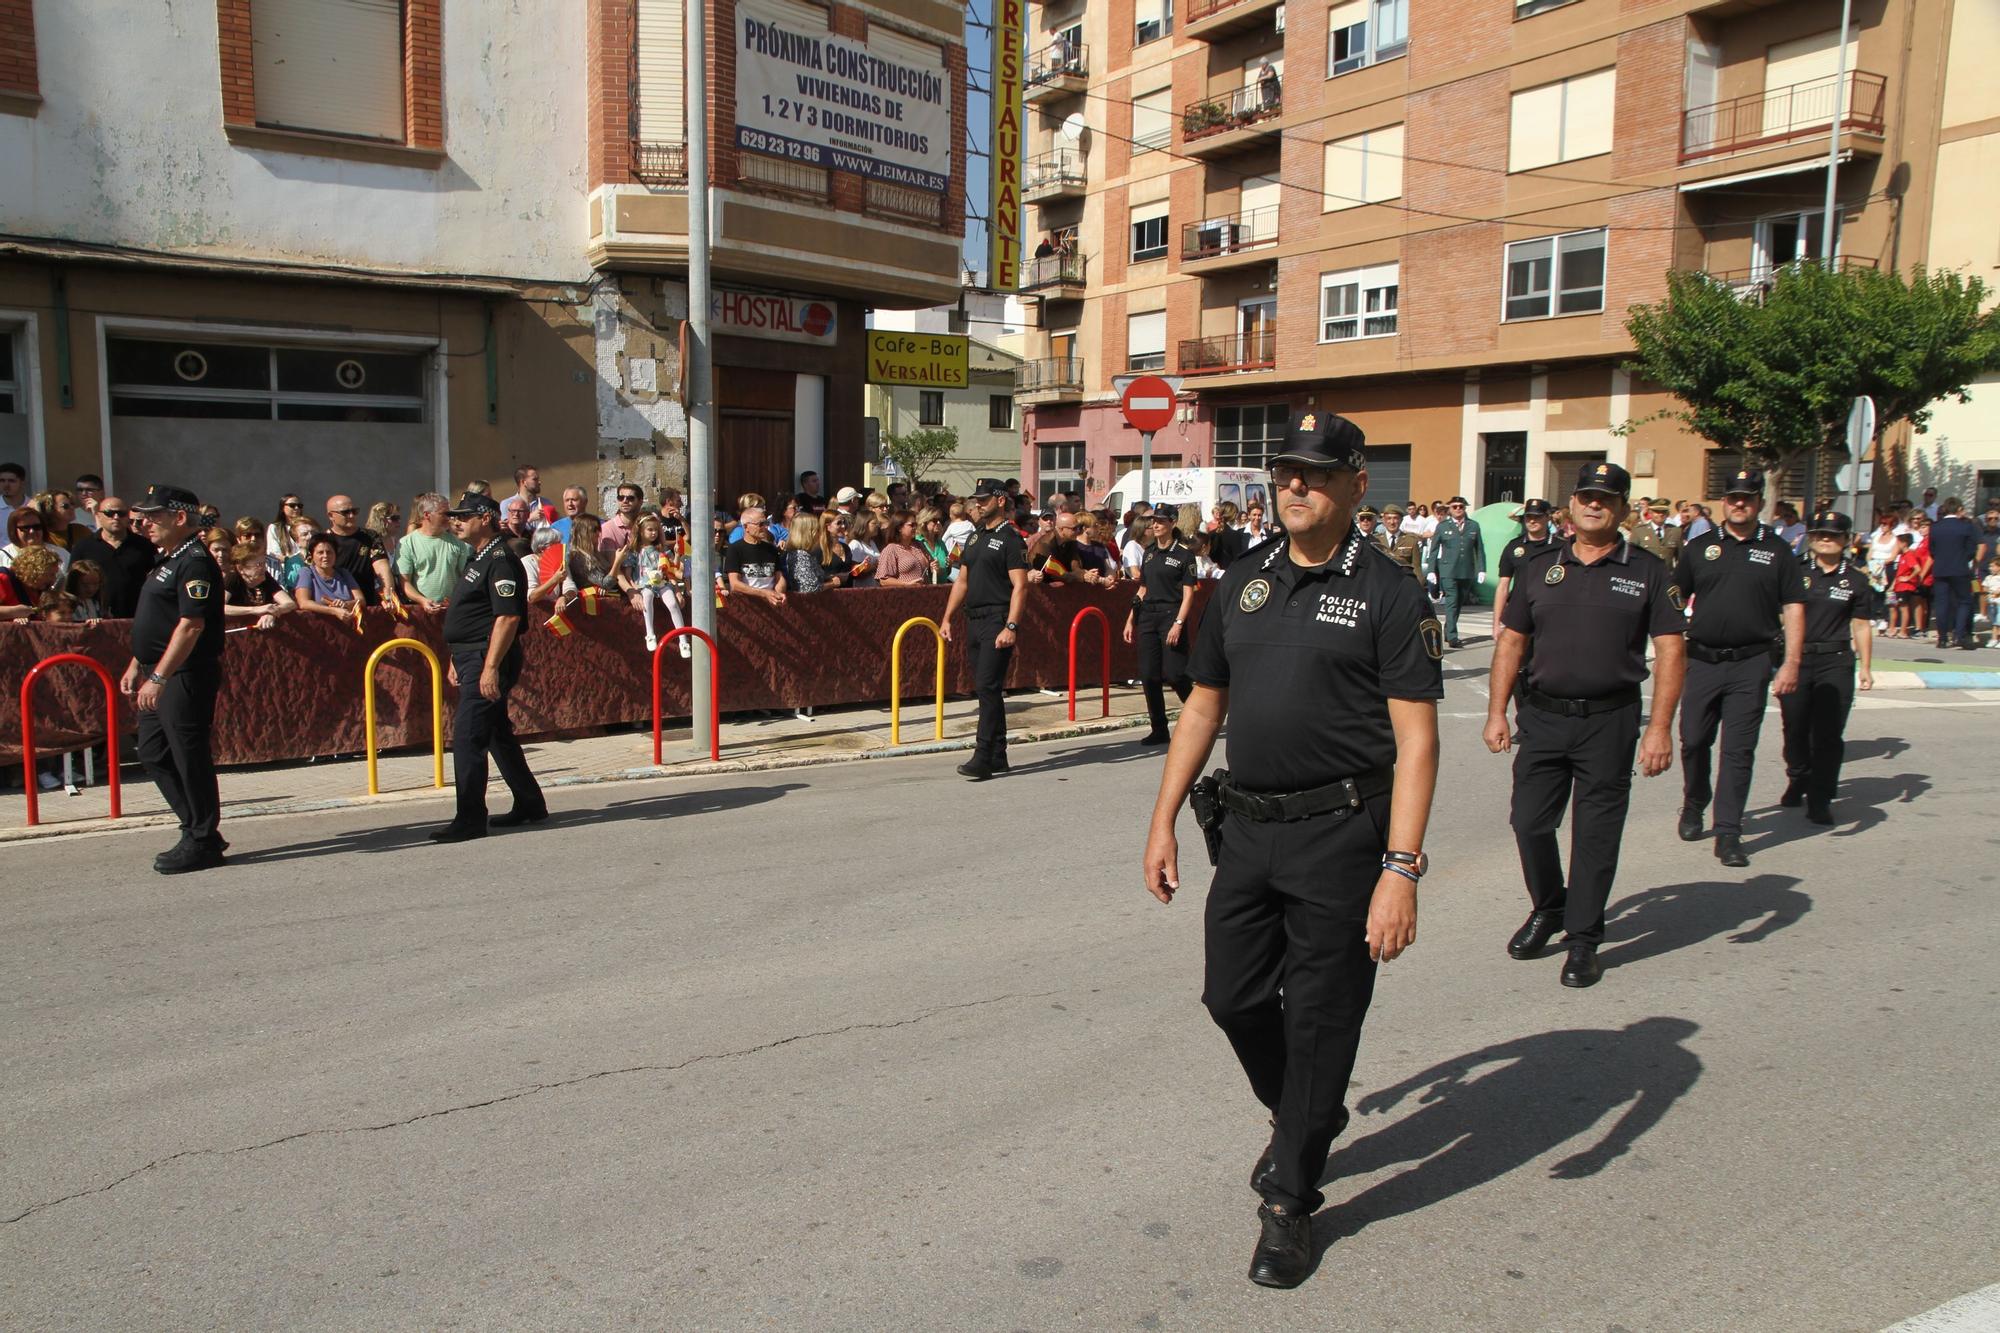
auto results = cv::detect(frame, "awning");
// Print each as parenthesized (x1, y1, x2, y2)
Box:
(1678, 151, 1852, 194)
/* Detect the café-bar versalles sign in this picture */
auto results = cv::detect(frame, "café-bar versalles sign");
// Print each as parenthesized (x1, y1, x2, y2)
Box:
(736, 0, 952, 194)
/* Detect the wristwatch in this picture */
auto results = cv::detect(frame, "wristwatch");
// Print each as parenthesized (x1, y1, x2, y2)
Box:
(146, 670, 167, 685)
(1383, 850, 1428, 878)
(1004, 621, 1019, 632)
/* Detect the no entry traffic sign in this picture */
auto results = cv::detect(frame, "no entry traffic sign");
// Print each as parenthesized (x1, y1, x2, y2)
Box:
(1119, 375, 1178, 433)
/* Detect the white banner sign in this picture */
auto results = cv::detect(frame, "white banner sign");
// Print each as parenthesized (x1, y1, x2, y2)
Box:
(713, 289, 839, 344)
(735, 2, 951, 194)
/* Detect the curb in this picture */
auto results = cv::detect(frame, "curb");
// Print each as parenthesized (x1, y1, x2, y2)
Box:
(0, 711, 1156, 845)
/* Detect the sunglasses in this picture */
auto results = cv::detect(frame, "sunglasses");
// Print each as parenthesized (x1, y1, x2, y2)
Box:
(16, 524, 43, 534)
(283, 500, 303, 508)
(618, 493, 642, 502)
(331, 507, 358, 516)
(99, 508, 127, 517)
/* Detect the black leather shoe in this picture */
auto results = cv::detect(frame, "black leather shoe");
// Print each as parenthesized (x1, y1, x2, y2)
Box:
(156, 839, 225, 875)
(1779, 778, 1806, 808)
(1715, 834, 1748, 867)
(153, 835, 197, 871)
(1139, 730, 1169, 745)
(428, 822, 488, 843)
(992, 756, 1010, 773)
(1507, 910, 1564, 960)
(491, 806, 550, 828)
(1560, 942, 1602, 989)
(956, 759, 994, 781)
(1446, 637, 1463, 649)
(1677, 807, 1705, 841)
(1805, 801, 1834, 826)
(1248, 1204, 1314, 1289)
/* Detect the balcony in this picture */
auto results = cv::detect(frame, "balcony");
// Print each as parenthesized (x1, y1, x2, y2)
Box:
(1183, 0, 1283, 42)
(1681, 70, 1886, 162)
(1181, 84, 1282, 158)
(1181, 207, 1279, 270)
(1179, 327, 1276, 375)
(1016, 356, 1085, 404)
(1022, 252, 1086, 299)
(632, 140, 688, 187)
(864, 179, 946, 228)
(1024, 40, 1088, 104)
(1023, 147, 1087, 203)
(1693, 254, 1878, 300)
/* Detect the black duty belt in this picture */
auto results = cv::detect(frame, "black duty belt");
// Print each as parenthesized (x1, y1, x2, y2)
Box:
(1214, 767, 1394, 822)
(1687, 641, 1776, 664)
(1520, 685, 1641, 717)
(1801, 640, 1853, 656)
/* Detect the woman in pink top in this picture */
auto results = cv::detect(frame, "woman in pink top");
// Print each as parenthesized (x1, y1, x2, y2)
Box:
(874, 511, 934, 585)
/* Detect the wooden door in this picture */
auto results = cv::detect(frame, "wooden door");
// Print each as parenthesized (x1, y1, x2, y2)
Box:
(719, 412, 795, 508)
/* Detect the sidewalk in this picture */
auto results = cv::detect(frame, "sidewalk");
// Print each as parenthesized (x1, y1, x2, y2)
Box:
(0, 685, 1160, 843)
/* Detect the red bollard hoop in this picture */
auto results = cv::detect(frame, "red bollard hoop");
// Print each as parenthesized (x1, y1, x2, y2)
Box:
(652, 627, 722, 764)
(19, 652, 123, 827)
(1068, 606, 1111, 722)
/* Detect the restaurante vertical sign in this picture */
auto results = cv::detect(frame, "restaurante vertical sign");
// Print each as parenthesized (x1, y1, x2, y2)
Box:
(988, 0, 1025, 290)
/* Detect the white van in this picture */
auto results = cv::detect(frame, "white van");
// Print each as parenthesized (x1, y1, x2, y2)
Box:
(1101, 467, 1271, 522)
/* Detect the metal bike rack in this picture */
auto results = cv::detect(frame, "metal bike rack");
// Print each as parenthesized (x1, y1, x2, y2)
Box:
(651, 627, 721, 764)
(1068, 606, 1111, 721)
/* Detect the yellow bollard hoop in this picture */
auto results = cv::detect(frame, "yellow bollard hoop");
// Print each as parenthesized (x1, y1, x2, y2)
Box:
(890, 616, 947, 746)
(363, 637, 446, 796)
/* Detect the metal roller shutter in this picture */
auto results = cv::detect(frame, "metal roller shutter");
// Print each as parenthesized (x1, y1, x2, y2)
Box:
(252, 0, 406, 142)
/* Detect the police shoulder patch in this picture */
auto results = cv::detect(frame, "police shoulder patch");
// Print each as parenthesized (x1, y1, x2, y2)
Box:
(184, 579, 211, 601)
(1544, 563, 1565, 585)
(1419, 617, 1445, 660)
(1513, 545, 1525, 558)
(1239, 578, 1271, 613)
(494, 579, 519, 598)
(1669, 584, 1685, 611)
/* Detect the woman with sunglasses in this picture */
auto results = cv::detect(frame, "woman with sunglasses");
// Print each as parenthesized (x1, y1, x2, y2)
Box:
(0, 506, 69, 578)
(366, 500, 404, 560)
(33, 490, 93, 549)
(267, 495, 310, 560)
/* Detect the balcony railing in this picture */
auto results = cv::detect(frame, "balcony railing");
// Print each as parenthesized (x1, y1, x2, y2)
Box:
(1695, 254, 1878, 299)
(1017, 357, 1084, 393)
(1182, 206, 1279, 261)
(1180, 328, 1277, 374)
(632, 140, 688, 186)
(1026, 39, 1088, 89)
(1022, 252, 1086, 291)
(1024, 147, 1086, 195)
(1186, 0, 1278, 26)
(737, 153, 832, 203)
(865, 179, 945, 226)
(1182, 83, 1282, 141)
(1681, 70, 1886, 161)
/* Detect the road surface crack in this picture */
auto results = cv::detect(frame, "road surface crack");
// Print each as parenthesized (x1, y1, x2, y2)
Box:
(2, 989, 1052, 1226)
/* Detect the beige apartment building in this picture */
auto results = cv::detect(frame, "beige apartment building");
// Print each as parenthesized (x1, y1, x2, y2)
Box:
(1012, 0, 1987, 514)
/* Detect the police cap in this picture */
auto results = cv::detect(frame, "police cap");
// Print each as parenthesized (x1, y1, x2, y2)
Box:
(1722, 468, 1765, 496)
(1269, 411, 1367, 471)
(1807, 509, 1853, 536)
(1574, 461, 1632, 498)
(447, 491, 501, 518)
(1520, 498, 1553, 517)
(1356, 505, 1379, 519)
(969, 478, 1008, 499)
(130, 483, 202, 514)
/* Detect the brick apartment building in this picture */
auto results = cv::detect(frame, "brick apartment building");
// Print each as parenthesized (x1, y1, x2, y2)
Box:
(1010, 0, 1990, 514)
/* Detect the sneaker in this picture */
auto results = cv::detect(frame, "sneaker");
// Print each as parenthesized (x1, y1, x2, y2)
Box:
(645, 633, 659, 653)
(678, 637, 693, 658)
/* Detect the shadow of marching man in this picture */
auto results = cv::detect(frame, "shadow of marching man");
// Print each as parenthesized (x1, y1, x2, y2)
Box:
(1315, 1018, 1701, 1245)
(1596, 873, 1812, 973)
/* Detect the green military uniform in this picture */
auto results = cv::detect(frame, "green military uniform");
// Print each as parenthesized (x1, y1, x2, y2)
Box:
(1423, 505, 1486, 644)
(1374, 505, 1424, 578)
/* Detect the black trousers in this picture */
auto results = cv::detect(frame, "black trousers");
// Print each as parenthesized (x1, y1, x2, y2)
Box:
(1933, 574, 1974, 641)
(1509, 699, 1640, 944)
(1135, 607, 1190, 733)
(1203, 794, 1385, 1214)
(1780, 654, 1856, 808)
(967, 608, 1013, 763)
(449, 646, 542, 826)
(1680, 654, 1772, 836)
(135, 670, 221, 843)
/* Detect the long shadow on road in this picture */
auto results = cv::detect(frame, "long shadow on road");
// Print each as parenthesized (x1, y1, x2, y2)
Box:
(1595, 873, 1812, 973)
(1307, 1018, 1703, 1263)
(1739, 771, 1930, 855)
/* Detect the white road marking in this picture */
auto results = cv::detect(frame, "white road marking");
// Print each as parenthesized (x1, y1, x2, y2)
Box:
(1880, 1282, 2000, 1332)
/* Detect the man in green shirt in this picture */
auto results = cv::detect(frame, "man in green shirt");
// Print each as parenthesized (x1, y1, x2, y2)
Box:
(396, 492, 473, 612)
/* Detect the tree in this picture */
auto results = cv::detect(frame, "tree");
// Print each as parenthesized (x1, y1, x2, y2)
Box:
(881, 424, 961, 490)
(1621, 263, 2000, 498)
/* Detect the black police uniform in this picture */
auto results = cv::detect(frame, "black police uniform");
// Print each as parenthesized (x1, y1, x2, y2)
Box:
(1190, 523, 1443, 1220)
(441, 534, 544, 830)
(1500, 534, 1683, 948)
(1496, 531, 1560, 582)
(1674, 509, 1804, 845)
(959, 518, 1027, 767)
(130, 528, 225, 853)
(1780, 531, 1876, 817)
(1134, 537, 1199, 736)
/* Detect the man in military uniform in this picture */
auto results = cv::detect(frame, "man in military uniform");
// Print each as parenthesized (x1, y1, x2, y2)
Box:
(1492, 498, 1559, 629)
(941, 479, 1028, 780)
(1483, 463, 1686, 988)
(1630, 499, 1677, 562)
(1141, 411, 1442, 1289)
(1375, 504, 1423, 578)
(432, 492, 546, 842)
(1354, 505, 1379, 546)
(123, 484, 228, 874)
(1674, 470, 1804, 867)
(1125, 510, 1199, 745)
(1424, 495, 1484, 647)
(1779, 511, 1877, 825)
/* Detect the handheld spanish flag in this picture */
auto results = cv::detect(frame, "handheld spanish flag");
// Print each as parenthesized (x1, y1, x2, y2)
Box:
(1042, 555, 1068, 581)
(577, 585, 604, 616)
(352, 598, 366, 636)
(545, 609, 574, 637)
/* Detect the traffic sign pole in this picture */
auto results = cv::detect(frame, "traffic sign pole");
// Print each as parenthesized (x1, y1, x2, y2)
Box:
(1141, 430, 1153, 514)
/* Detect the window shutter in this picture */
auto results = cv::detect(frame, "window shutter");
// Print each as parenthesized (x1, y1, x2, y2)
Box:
(1130, 200, 1170, 226)
(637, 0, 686, 145)
(1367, 123, 1404, 200)
(1563, 68, 1616, 161)
(1127, 310, 1166, 358)
(1133, 86, 1172, 145)
(251, 0, 405, 142)
(1508, 82, 1564, 171)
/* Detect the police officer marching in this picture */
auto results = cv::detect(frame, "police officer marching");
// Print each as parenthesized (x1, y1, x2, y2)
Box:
(1491, 498, 1559, 629)
(1483, 463, 1686, 988)
(1674, 469, 1804, 867)
(1125, 509, 1198, 745)
(123, 484, 227, 874)
(431, 492, 547, 842)
(1374, 504, 1424, 578)
(1140, 411, 1442, 1290)
(940, 479, 1028, 780)
(1778, 510, 1877, 825)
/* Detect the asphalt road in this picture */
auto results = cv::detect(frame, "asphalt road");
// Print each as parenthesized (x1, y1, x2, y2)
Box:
(2, 657, 1996, 1330)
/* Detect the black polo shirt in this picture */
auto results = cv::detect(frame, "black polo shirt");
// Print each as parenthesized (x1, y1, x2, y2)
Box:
(1137, 538, 1197, 610)
(1208, 525, 1248, 570)
(1497, 532, 1560, 580)
(332, 529, 389, 606)
(443, 537, 529, 651)
(131, 537, 224, 671)
(962, 519, 1027, 614)
(71, 532, 157, 619)
(1190, 528, 1443, 792)
(1800, 559, 1877, 644)
(1500, 539, 1683, 697)
(1674, 523, 1804, 649)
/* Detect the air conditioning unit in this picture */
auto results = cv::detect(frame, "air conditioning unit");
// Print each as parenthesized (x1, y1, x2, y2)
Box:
(1274, 3, 1285, 32)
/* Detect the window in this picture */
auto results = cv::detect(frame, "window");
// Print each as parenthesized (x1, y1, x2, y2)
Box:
(1320, 263, 1399, 341)
(1503, 229, 1606, 321)
(1327, 0, 1407, 77)
(1136, 0, 1171, 45)
(107, 336, 428, 421)
(990, 394, 1015, 429)
(1127, 311, 1167, 372)
(1040, 443, 1083, 472)
(1514, 0, 1578, 17)
(1213, 404, 1289, 469)
(0, 328, 17, 414)
(251, 0, 408, 142)
(1508, 68, 1615, 171)
(1131, 201, 1169, 261)
(918, 390, 945, 426)
(1322, 124, 1403, 211)
(1133, 87, 1172, 153)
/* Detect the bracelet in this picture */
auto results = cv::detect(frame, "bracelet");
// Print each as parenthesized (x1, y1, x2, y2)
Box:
(1380, 861, 1420, 887)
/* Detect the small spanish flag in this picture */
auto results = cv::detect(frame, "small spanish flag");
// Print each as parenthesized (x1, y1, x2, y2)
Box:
(545, 610, 574, 637)
(352, 599, 366, 636)
(578, 585, 604, 617)
(1042, 555, 1068, 581)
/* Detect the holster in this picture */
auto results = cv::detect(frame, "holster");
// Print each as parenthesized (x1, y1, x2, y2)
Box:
(1189, 770, 1226, 865)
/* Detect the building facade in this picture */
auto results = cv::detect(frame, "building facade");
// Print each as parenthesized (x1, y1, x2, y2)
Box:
(1010, 0, 1979, 513)
(863, 333, 1025, 496)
